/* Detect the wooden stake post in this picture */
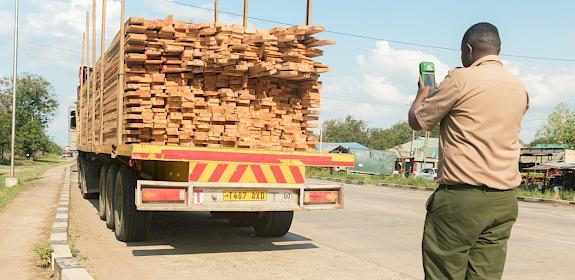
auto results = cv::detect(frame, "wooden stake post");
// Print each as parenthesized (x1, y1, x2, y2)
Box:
(243, 0, 248, 28)
(99, 0, 107, 145)
(116, 0, 125, 146)
(214, 0, 218, 23)
(306, 0, 312, 25)
(79, 32, 85, 146)
(85, 11, 90, 147)
(91, 0, 97, 144)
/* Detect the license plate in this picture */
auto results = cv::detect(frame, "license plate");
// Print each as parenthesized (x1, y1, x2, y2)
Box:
(223, 190, 267, 201)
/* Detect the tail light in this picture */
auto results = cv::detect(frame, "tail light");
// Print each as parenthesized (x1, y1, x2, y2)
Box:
(304, 190, 339, 205)
(142, 188, 186, 203)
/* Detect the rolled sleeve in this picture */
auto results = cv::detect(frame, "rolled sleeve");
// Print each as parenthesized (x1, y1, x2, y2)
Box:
(414, 73, 460, 130)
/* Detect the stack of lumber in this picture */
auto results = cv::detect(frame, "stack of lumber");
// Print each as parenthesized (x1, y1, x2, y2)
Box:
(80, 16, 333, 152)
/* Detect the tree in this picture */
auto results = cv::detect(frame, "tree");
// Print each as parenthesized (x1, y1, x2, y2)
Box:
(368, 122, 413, 149)
(532, 103, 575, 148)
(0, 73, 60, 159)
(321, 115, 440, 150)
(323, 115, 368, 145)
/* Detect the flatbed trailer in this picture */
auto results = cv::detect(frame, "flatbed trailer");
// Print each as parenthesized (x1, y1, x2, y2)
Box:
(77, 143, 354, 241)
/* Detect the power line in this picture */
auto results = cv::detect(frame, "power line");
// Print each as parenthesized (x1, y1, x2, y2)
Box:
(159, 0, 575, 62)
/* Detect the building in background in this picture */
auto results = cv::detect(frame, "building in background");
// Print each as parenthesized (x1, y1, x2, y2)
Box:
(317, 142, 396, 176)
(68, 104, 78, 157)
(388, 137, 439, 175)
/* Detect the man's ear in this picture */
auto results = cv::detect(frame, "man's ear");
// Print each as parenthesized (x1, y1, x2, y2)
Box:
(466, 43, 473, 57)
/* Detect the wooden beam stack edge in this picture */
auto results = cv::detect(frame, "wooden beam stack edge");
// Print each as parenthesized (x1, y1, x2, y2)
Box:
(79, 15, 334, 152)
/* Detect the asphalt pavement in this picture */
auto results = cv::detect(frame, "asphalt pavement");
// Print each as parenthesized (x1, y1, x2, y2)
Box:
(68, 174, 575, 280)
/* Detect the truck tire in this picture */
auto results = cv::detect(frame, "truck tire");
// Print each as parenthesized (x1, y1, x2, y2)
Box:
(253, 211, 294, 237)
(81, 156, 100, 199)
(98, 164, 109, 221)
(210, 211, 226, 218)
(113, 165, 152, 242)
(77, 154, 84, 187)
(105, 164, 120, 230)
(227, 212, 259, 227)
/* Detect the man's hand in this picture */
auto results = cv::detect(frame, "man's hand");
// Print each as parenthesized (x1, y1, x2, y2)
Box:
(417, 76, 431, 100)
(408, 76, 430, 130)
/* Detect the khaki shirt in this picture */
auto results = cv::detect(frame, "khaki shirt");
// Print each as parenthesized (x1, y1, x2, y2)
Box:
(415, 55, 529, 190)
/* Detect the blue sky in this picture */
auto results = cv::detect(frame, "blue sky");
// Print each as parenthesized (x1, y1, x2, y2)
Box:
(0, 0, 574, 146)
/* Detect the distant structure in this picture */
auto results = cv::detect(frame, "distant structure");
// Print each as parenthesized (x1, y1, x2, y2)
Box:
(316, 142, 395, 176)
(317, 142, 369, 153)
(68, 104, 78, 157)
(388, 137, 439, 175)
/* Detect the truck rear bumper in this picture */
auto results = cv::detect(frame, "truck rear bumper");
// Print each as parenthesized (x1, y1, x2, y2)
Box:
(135, 180, 344, 211)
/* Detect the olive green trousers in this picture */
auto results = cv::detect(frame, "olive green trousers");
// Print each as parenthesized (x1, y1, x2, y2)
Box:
(422, 184, 518, 280)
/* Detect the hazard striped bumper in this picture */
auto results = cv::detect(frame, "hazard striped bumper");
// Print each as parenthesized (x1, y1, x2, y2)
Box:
(188, 162, 305, 184)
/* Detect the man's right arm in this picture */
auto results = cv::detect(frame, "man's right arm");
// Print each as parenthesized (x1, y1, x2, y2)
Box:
(409, 72, 460, 131)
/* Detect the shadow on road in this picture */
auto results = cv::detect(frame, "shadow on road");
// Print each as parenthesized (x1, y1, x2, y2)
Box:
(86, 197, 318, 256)
(129, 211, 318, 256)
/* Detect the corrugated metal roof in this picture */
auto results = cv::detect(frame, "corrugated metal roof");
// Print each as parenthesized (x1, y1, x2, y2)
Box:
(316, 142, 369, 153)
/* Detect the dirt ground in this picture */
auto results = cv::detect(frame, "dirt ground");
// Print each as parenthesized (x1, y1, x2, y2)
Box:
(0, 165, 68, 279)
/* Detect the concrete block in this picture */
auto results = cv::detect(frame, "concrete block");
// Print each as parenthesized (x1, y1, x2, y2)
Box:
(4, 177, 18, 188)
(61, 268, 94, 280)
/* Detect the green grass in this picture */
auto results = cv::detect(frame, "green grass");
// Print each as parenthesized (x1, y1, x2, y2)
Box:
(307, 168, 438, 188)
(0, 155, 72, 210)
(308, 168, 575, 202)
(515, 188, 575, 201)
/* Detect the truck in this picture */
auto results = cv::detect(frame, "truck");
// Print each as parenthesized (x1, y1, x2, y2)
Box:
(74, 14, 354, 242)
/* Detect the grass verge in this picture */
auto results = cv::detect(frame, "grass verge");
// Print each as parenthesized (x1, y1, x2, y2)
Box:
(307, 168, 438, 188)
(308, 168, 575, 202)
(0, 155, 72, 210)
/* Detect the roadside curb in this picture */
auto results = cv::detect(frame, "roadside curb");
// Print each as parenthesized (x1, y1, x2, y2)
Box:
(49, 166, 94, 280)
(309, 176, 575, 207)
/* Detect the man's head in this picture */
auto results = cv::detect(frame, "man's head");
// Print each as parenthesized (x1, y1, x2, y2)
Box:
(461, 22, 501, 67)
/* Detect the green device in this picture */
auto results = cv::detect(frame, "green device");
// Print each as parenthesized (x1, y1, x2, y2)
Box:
(419, 61, 436, 96)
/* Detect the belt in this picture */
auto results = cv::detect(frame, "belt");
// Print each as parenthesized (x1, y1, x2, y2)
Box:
(438, 184, 512, 192)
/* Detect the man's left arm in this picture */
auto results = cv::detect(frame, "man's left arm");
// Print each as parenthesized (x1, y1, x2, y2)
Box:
(409, 73, 460, 131)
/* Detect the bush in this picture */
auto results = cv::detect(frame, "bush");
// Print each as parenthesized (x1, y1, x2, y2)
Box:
(33, 242, 53, 268)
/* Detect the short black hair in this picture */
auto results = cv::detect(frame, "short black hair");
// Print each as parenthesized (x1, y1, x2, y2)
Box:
(462, 22, 501, 55)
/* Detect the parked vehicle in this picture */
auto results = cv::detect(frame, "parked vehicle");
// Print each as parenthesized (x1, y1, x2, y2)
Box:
(417, 168, 438, 180)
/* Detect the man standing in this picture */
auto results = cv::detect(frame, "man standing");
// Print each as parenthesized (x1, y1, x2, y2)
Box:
(408, 22, 529, 279)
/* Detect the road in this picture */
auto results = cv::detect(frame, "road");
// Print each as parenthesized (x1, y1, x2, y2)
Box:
(69, 172, 575, 280)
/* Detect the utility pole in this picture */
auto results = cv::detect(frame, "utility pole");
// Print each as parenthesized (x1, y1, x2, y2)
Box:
(423, 130, 430, 167)
(6, 0, 20, 188)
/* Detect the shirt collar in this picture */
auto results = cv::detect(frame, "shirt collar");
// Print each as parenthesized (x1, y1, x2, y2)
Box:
(470, 55, 502, 67)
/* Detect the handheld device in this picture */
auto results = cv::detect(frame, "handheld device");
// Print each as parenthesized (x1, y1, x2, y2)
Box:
(419, 61, 436, 96)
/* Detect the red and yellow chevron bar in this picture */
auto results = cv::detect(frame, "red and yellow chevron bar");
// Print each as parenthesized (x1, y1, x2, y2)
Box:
(188, 162, 306, 184)
(127, 144, 354, 167)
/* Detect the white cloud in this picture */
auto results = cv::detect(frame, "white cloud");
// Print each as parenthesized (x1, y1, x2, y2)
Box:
(141, 0, 239, 26)
(321, 41, 575, 143)
(0, 9, 13, 37)
(321, 41, 450, 128)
